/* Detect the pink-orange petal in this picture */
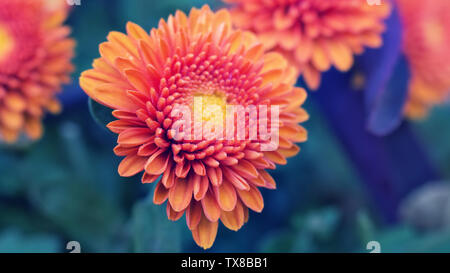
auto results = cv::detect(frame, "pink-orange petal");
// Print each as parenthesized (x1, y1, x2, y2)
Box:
(207, 166, 223, 187)
(186, 201, 202, 230)
(167, 203, 185, 221)
(153, 182, 169, 205)
(192, 160, 206, 176)
(118, 128, 154, 147)
(107, 120, 141, 134)
(113, 145, 138, 156)
(263, 151, 287, 165)
(220, 199, 245, 231)
(141, 172, 159, 183)
(118, 154, 147, 177)
(191, 215, 219, 250)
(231, 159, 259, 179)
(214, 180, 237, 212)
(259, 170, 276, 189)
(161, 162, 175, 188)
(237, 184, 264, 213)
(144, 149, 170, 175)
(80, 77, 138, 112)
(201, 189, 221, 222)
(194, 175, 209, 201)
(223, 168, 250, 191)
(169, 177, 193, 212)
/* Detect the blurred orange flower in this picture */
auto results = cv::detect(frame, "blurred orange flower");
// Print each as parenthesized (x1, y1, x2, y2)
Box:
(80, 5, 308, 249)
(224, 0, 391, 90)
(397, 0, 450, 119)
(0, 0, 74, 142)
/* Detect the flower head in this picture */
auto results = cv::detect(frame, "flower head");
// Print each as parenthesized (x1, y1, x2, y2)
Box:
(0, 0, 74, 142)
(223, 0, 391, 90)
(397, 0, 450, 119)
(80, 5, 308, 249)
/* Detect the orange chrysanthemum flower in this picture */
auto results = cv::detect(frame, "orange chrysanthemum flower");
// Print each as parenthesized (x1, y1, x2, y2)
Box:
(0, 0, 74, 143)
(223, 0, 391, 90)
(397, 0, 450, 119)
(80, 5, 308, 249)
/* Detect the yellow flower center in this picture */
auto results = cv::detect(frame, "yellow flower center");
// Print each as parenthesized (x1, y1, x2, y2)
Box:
(423, 20, 444, 49)
(193, 93, 227, 128)
(0, 24, 14, 63)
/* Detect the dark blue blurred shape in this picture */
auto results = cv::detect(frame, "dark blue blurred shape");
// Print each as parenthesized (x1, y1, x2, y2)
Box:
(361, 4, 409, 136)
(305, 4, 440, 223)
(311, 69, 439, 223)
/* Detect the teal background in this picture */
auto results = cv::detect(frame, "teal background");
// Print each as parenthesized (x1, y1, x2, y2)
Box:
(0, 0, 450, 253)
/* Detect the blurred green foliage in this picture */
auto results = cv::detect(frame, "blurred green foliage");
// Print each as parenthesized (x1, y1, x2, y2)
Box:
(131, 195, 182, 252)
(0, 0, 449, 253)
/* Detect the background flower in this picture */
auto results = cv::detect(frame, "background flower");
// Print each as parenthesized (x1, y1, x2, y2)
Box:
(397, 0, 450, 119)
(0, 0, 449, 254)
(0, 0, 74, 143)
(223, 0, 391, 90)
(80, 5, 308, 249)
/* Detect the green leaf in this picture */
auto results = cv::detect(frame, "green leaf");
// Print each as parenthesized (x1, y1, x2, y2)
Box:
(131, 197, 182, 253)
(0, 229, 60, 253)
(259, 230, 296, 252)
(376, 227, 450, 253)
(26, 171, 125, 252)
(356, 210, 377, 245)
(293, 207, 340, 241)
(88, 98, 115, 127)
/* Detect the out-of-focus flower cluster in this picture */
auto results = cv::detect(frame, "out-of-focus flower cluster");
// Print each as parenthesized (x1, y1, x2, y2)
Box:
(224, 0, 391, 90)
(397, 0, 450, 119)
(0, 0, 74, 143)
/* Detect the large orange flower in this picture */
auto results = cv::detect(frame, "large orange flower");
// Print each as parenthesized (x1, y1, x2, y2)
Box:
(80, 6, 308, 249)
(397, 0, 450, 119)
(224, 0, 391, 90)
(0, 0, 74, 142)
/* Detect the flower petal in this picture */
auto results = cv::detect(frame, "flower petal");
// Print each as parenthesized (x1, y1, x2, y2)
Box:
(80, 75, 138, 111)
(186, 201, 202, 230)
(161, 161, 175, 188)
(231, 159, 259, 179)
(167, 203, 185, 221)
(194, 175, 209, 201)
(118, 128, 154, 147)
(192, 160, 206, 176)
(201, 189, 221, 222)
(175, 160, 191, 178)
(145, 149, 170, 175)
(263, 151, 287, 165)
(107, 120, 142, 134)
(259, 170, 276, 189)
(191, 215, 218, 250)
(220, 199, 245, 231)
(207, 166, 222, 187)
(169, 177, 193, 212)
(153, 182, 169, 205)
(237, 184, 264, 212)
(118, 154, 147, 177)
(141, 172, 159, 183)
(326, 40, 353, 72)
(214, 180, 237, 212)
(223, 167, 250, 191)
